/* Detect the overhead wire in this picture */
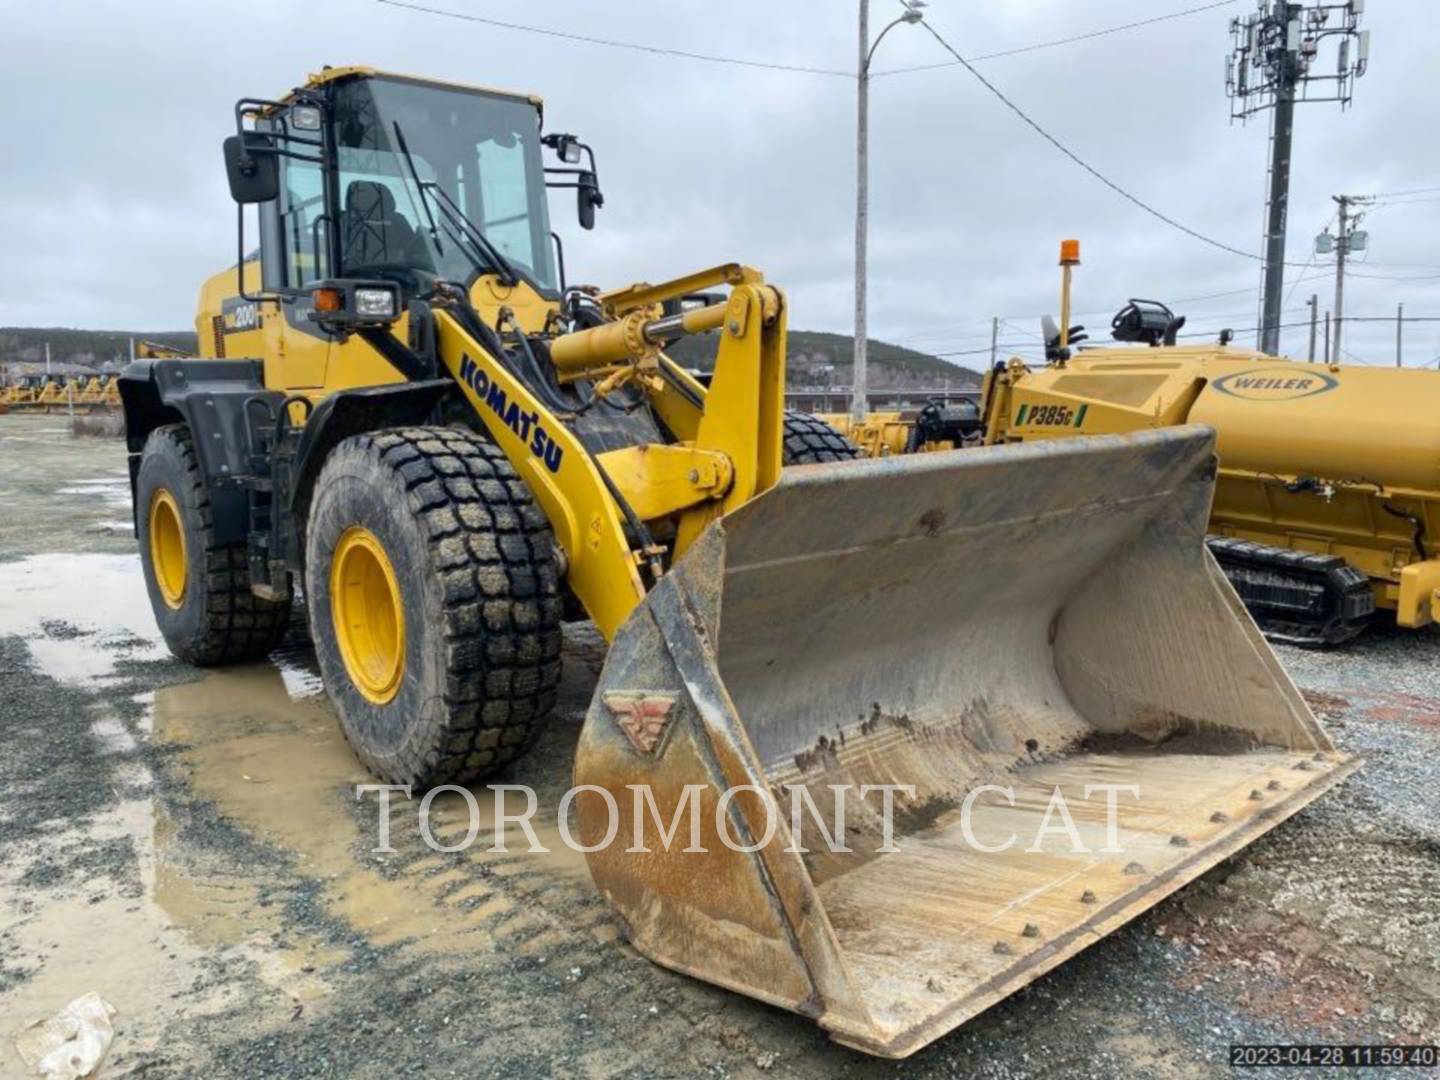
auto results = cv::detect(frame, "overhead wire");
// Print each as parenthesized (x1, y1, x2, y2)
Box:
(870, 0, 1238, 76)
(376, 0, 1244, 82)
(911, 15, 1309, 268)
(372, 0, 853, 76)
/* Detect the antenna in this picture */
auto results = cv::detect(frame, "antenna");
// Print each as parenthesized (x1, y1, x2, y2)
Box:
(1225, 1, 1369, 356)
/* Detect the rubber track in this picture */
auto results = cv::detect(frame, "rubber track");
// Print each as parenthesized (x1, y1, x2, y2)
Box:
(1206, 534, 1374, 647)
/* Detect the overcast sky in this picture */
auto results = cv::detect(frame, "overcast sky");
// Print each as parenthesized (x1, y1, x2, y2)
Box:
(2, 0, 1437, 367)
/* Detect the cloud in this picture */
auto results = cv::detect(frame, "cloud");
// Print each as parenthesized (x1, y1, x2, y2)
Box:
(2, 0, 1436, 364)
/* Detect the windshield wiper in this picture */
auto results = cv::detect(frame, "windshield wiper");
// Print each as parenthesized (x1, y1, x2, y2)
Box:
(391, 120, 519, 288)
(425, 183, 520, 288)
(390, 121, 445, 259)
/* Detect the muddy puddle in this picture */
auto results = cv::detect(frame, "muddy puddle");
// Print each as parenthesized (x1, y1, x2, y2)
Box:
(0, 553, 168, 683)
(1, 535, 604, 1070)
(151, 663, 590, 954)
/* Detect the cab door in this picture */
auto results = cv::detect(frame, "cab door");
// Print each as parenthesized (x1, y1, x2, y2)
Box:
(258, 145, 333, 390)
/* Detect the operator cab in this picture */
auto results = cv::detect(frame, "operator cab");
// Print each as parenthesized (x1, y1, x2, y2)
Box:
(222, 67, 603, 324)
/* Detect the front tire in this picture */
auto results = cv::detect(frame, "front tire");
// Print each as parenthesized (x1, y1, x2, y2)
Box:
(305, 426, 563, 787)
(136, 425, 290, 665)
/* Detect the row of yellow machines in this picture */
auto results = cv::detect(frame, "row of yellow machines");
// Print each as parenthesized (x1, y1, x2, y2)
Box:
(2, 343, 187, 413)
(828, 243, 1438, 647)
(1, 373, 122, 412)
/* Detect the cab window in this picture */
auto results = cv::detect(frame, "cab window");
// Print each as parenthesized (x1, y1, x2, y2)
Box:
(277, 155, 330, 290)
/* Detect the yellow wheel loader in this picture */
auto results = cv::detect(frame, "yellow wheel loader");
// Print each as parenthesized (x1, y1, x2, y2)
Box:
(118, 69, 1353, 1057)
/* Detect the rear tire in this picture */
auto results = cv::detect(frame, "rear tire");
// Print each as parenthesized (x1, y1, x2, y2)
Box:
(136, 425, 290, 665)
(305, 426, 563, 787)
(782, 410, 862, 465)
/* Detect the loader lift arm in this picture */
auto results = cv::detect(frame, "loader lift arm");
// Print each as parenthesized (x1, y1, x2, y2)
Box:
(430, 263, 785, 639)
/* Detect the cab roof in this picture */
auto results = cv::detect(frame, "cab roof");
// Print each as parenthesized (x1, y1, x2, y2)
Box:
(301, 65, 543, 110)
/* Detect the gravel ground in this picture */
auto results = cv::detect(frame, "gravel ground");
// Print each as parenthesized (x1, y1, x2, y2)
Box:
(1, 412, 1436, 1078)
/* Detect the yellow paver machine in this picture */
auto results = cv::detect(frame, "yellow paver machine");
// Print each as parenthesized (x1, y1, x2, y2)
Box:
(118, 69, 1354, 1057)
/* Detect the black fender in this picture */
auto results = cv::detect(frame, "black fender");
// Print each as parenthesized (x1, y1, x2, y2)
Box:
(118, 359, 276, 543)
(119, 358, 454, 551)
(288, 379, 454, 526)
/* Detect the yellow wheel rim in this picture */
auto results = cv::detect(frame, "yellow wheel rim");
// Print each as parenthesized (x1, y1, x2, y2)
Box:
(148, 487, 188, 610)
(330, 526, 406, 704)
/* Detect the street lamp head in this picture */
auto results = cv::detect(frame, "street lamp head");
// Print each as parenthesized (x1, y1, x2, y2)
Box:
(900, 0, 926, 22)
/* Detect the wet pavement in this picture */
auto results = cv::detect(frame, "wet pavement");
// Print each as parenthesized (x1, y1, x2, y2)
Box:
(1, 412, 1437, 1078)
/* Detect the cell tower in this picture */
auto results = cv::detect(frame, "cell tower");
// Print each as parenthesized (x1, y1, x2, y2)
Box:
(1225, 0, 1369, 355)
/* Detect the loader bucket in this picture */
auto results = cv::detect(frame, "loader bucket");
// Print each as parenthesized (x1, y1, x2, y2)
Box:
(573, 425, 1356, 1058)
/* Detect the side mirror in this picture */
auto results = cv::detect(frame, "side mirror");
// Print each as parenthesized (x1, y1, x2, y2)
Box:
(222, 132, 279, 204)
(560, 139, 583, 165)
(577, 170, 603, 231)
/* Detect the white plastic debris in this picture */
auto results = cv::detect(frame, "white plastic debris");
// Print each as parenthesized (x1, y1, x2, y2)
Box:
(13, 992, 117, 1080)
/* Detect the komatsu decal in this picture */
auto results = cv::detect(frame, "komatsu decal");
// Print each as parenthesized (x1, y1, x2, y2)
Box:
(1212, 367, 1339, 401)
(458, 354, 565, 473)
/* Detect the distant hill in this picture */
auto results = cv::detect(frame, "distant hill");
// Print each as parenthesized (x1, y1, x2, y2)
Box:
(0, 325, 979, 389)
(0, 327, 199, 372)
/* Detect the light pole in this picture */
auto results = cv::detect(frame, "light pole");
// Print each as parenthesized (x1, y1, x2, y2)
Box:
(853, 0, 925, 423)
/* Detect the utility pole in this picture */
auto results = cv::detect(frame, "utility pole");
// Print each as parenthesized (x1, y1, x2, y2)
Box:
(1307, 293, 1318, 360)
(1227, 1, 1369, 356)
(1396, 302, 1404, 367)
(851, 0, 925, 423)
(1316, 193, 1369, 362)
(852, 0, 869, 424)
(1332, 194, 1348, 362)
(989, 316, 998, 366)
(1323, 310, 1330, 363)
(1258, 42, 1297, 356)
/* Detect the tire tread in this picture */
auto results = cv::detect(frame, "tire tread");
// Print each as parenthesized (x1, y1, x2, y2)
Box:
(330, 426, 562, 785)
(782, 410, 862, 465)
(144, 425, 288, 665)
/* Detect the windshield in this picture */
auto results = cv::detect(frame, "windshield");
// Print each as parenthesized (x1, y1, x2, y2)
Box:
(331, 76, 557, 291)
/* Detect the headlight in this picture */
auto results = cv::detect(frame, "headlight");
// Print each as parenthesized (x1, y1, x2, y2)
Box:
(354, 288, 397, 319)
(291, 105, 322, 131)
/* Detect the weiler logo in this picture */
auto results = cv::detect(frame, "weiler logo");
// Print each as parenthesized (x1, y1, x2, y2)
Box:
(1212, 367, 1338, 402)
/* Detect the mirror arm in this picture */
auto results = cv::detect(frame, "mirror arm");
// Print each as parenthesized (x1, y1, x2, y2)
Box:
(551, 231, 567, 293)
(236, 204, 263, 304)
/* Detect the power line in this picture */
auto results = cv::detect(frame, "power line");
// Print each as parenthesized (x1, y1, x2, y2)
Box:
(1346, 270, 1440, 282)
(1373, 196, 1440, 208)
(872, 0, 1238, 77)
(1175, 317, 1315, 339)
(1370, 186, 1440, 199)
(1345, 260, 1440, 270)
(914, 17, 1303, 268)
(373, 0, 1245, 82)
(1341, 314, 1440, 323)
(373, 0, 853, 77)
(930, 343, 1037, 358)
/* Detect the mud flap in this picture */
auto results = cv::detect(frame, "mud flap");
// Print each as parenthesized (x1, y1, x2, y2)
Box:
(572, 425, 1358, 1058)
